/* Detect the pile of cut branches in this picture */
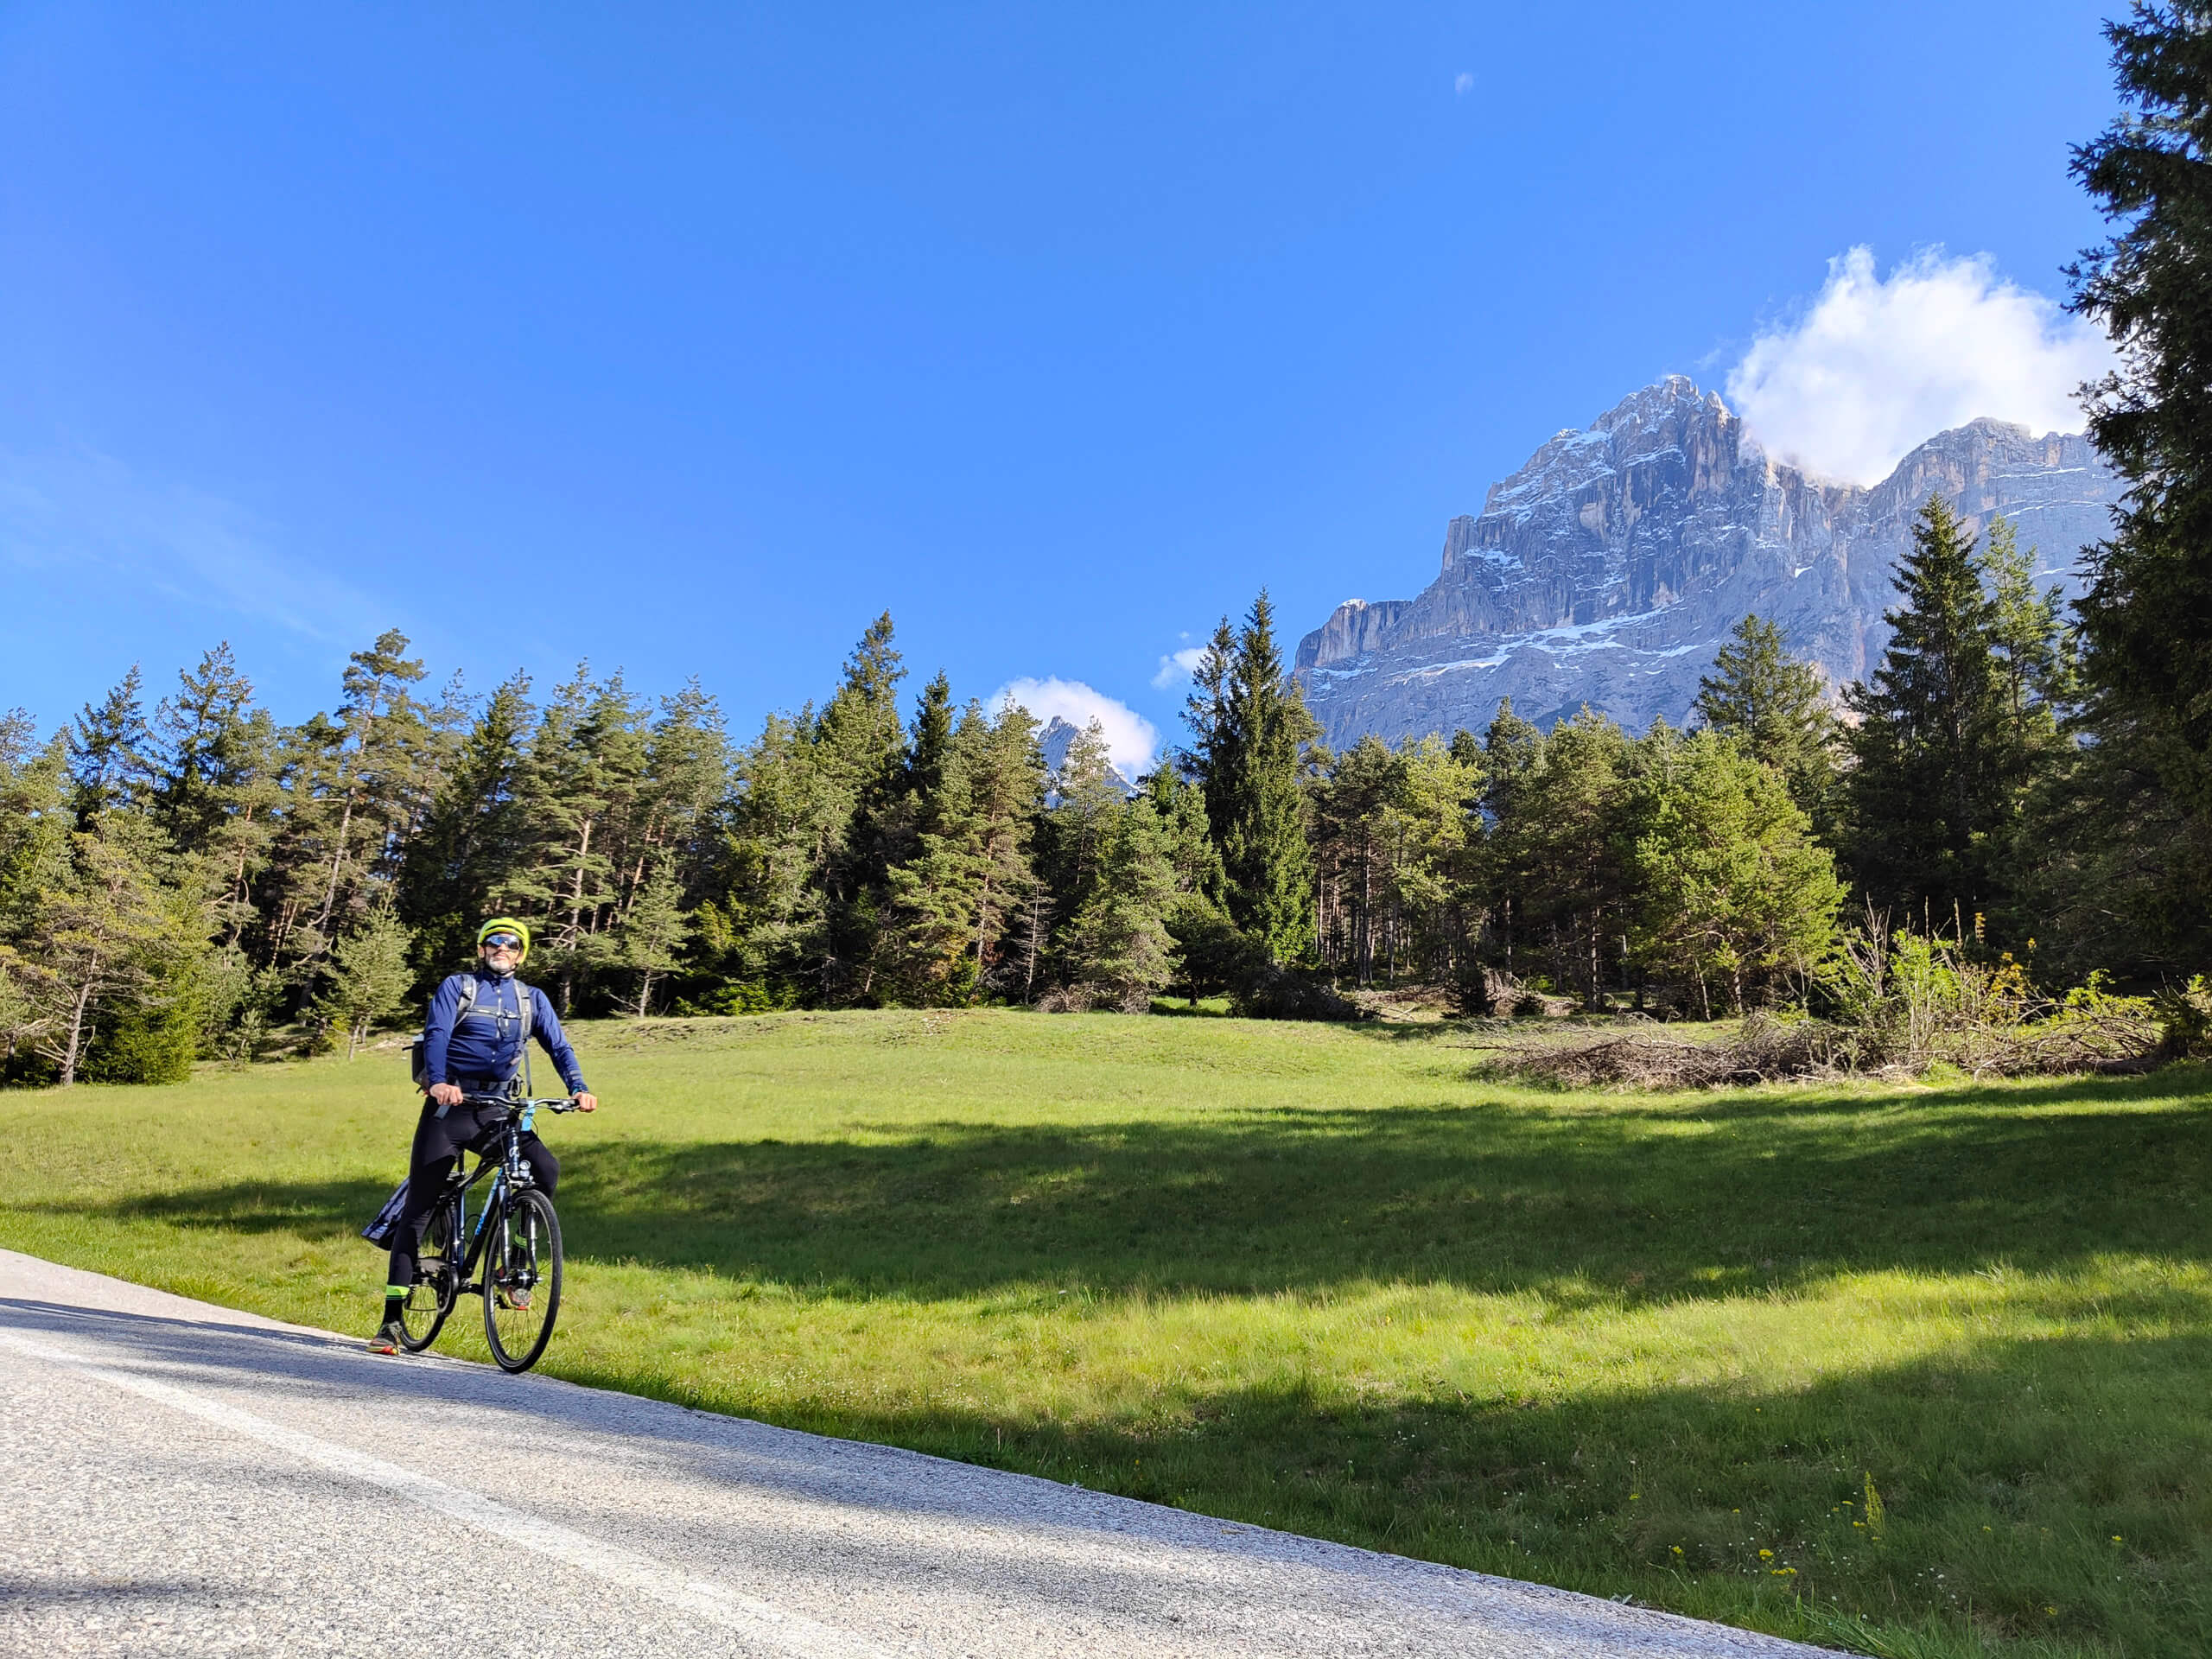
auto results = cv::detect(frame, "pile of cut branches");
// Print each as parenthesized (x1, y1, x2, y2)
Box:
(1499, 1014, 1848, 1090)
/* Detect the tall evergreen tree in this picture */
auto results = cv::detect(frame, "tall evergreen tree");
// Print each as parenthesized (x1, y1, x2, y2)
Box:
(1480, 699, 1545, 976)
(1844, 497, 2012, 924)
(397, 672, 537, 976)
(816, 615, 910, 999)
(68, 667, 155, 823)
(1214, 593, 1317, 963)
(2069, 3, 2212, 810)
(1060, 792, 1179, 1010)
(22, 817, 181, 1085)
(963, 701, 1044, 998)
(1626, 731, 1842, 1016)
(1694, 614, 1837, 823)
(1505, 709, 1632, 1007)
(613, 862, 690, 1018)
(311, 906, 416, 1058)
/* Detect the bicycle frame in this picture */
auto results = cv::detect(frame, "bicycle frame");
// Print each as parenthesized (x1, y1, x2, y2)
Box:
(439, 1096, 569, 1290)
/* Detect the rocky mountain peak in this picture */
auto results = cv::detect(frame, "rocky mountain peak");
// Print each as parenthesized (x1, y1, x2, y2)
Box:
(1294, 378, 2119, 746)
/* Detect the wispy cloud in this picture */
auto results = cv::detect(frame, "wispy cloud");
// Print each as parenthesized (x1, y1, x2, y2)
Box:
(993, 677, 1158, 780)
(1151, 646, 1207, 690)
(1725, 246, 2116, 486)
(0, 445, 378, 643)
(1453, 71, 1474, 95)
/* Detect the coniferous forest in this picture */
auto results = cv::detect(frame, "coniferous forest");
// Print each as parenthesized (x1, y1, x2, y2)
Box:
(3, 7, 2211, 1085)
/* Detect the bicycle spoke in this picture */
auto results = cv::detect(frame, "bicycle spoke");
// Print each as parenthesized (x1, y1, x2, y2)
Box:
(482, 1187, 562, 1372)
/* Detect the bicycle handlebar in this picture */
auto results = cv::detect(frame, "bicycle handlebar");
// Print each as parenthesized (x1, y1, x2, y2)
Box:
(456, 1092, 586, 1114)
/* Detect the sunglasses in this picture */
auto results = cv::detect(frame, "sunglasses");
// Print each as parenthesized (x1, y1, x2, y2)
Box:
(480, 935, 523, 951)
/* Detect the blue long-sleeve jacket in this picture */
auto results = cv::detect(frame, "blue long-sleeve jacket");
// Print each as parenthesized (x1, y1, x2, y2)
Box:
(422, 971, 588, 1094)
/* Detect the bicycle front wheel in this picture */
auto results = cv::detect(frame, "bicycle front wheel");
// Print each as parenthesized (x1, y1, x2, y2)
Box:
(482, 1186, 562, 1373)
(397, 1197, 458, 1352)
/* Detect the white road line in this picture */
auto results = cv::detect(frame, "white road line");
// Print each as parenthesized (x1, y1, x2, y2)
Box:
(0, 1327, 892, 1659)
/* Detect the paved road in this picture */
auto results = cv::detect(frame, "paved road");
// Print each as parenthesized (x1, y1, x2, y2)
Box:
(0, 1250, 1830, 1657)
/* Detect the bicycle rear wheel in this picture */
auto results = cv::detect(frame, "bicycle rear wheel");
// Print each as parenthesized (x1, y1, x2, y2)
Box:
(482, 1186, 562, 1373)
(397, 1197, 458, 1352)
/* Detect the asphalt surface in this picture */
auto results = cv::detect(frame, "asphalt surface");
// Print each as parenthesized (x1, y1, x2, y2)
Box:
(0, 1249, 1833, 1657)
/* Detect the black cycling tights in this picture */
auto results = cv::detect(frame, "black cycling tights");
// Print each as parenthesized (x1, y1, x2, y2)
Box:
(385, 1100, 558, 1294)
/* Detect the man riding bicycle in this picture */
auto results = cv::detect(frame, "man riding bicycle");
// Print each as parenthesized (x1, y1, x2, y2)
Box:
(370, 917, 598, 1354)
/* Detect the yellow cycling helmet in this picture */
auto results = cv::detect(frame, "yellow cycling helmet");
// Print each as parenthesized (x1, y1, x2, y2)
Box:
(476, 917, 531, 962)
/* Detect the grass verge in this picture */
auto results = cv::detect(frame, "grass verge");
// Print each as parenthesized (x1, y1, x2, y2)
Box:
(3, 1008, 2206, 1656)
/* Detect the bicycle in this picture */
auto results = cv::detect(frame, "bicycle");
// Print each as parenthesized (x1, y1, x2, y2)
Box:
(391, 1094, 581, 1373)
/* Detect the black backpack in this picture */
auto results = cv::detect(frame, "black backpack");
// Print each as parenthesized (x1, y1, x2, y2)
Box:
(408, 973, 533, 1090)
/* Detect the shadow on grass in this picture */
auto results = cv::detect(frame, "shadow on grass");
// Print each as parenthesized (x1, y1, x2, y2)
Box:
(579, 1325, 2202, 1656)
(59, 1078, 2212, 1306)
(4, 1285, 2195, 1653)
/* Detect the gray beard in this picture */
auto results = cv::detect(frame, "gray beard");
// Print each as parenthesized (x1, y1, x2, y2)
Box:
(480, 961, 517, 979)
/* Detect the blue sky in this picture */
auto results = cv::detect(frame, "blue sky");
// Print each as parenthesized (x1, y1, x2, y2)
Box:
(0, 3, 2121, 769)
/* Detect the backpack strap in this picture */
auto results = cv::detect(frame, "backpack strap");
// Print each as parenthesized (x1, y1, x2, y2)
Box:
(517, 982, 534, 1046)
(454, 974, 479, 1020)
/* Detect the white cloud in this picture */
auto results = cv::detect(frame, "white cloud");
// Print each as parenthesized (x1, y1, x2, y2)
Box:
(1453, 72, 1473, 95)
(1150, 646, 1207, 690)
(0, 444, 376, 641)
(993, 677, 1158, 780)
(1724, 246, 2116, 486)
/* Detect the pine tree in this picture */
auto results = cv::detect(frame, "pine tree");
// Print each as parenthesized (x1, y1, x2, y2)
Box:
(613, 862, 690, 1018)
(397, 673, 536, 976)
(21, 817, 180, 1085)
(1509, 709, 1632, 1007)
(311, 906, 416, 1058)
(1844, 497, 2011, 922)
(1694, 614, 1837, 822)
(1479, 699, 1546, 978)
(68, 667, 155, 823)
(1385, 735, 1485, 992)
(1311, 736, 1402, 986)
(149, 644, 283, 948)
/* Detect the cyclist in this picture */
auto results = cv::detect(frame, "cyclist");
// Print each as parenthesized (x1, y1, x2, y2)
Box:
(370, 917, 598, 1354)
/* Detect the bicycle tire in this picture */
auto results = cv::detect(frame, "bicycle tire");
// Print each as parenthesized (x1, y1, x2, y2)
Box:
(397, 1195, 459, 1352)
(482, 1185, 562, 1373)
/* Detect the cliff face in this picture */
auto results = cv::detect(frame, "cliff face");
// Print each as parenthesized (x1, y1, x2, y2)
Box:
(1293, 377, 2120, 744)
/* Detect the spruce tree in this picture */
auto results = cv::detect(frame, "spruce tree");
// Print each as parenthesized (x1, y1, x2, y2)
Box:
(963, 700, 1044, 997)
(1215, 592, 1317, 963)
(1062, 793, 1180, 1010)
(1627, 731, 1841, 1015)
(1844, 497, 2011, 923)
(874, 677, 987, 1005)
(2069, 4, 2212, 809)
(817, 615, 910, 999)
(1508, 709, 1632, 1007)
(1694, 614, 1837, 822)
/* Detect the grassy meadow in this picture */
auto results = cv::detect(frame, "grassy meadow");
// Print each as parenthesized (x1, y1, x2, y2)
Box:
(3, 1008, 2208, 1657)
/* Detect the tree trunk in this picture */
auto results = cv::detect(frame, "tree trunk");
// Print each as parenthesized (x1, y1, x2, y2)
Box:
(59, 969, 99, 1088)
(315, 795, 356, 938)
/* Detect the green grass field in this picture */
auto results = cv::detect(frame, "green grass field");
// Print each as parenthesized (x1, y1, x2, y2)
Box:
(3, 1010, 2207, 1657)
